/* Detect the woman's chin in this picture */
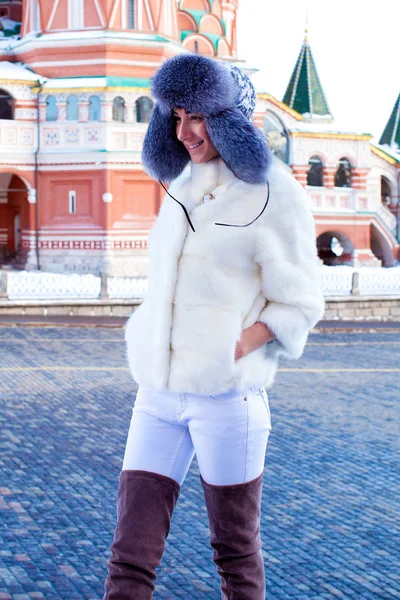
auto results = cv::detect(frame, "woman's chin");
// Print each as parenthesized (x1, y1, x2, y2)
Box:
(191, 153, 220, 164)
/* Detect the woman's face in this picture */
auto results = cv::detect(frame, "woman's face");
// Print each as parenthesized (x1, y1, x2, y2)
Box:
(173, 108, 219, 164)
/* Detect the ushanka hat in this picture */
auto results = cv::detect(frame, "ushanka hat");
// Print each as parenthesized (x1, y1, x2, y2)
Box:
(142, 54, 272, 184)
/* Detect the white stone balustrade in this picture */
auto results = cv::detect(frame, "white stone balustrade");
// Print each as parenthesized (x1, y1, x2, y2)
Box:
(320, 266, 354, 296)
(39, 121, 146, 152)
(0, 120, 36, 152)
(321, 265, 400, 296)
(377, 205, 397, 237)
(7, 272, 101, 300)
(1, 267, 399, 301)
(107, 277, 147, 298)
(358, 267, 400, 296)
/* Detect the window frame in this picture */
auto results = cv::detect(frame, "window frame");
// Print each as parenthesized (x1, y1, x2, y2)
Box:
(69, 190, 77, 215)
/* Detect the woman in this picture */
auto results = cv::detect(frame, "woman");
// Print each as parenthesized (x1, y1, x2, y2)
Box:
(104, 54, 324, 600)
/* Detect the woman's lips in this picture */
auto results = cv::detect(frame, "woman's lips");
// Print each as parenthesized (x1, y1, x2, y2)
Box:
(187, 140, 204, 153)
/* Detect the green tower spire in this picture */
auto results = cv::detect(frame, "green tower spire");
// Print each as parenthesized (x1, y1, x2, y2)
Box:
(283, 34, 332, 119)
(379, 94, 400, 149)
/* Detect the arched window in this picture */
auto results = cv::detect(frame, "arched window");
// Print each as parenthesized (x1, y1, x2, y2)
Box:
(135, 96, 153, 123)
(0, 89, 14, 120)
(66, 95, 79, 120)
(46, 95, 58, 121)
(127, 0, 135, 28)
(307, 156, 324, 187)
(334, 157, 352, 188)
(112, 96, 125, 122)
(89, 95, 101, 121)
(381, 176, 392, 206)
(263, 111, 289, 164)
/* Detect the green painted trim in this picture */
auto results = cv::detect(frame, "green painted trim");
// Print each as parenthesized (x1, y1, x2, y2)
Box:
(180, 30, 192, 42)
(184, 9, 207, 25)
(202, 32, 221, 49)
(105, 76, 150, 88)
(379, 93, 400, 148)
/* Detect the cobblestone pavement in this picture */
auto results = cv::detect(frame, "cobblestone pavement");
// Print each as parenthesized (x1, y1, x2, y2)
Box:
(0, 325, 399, 599)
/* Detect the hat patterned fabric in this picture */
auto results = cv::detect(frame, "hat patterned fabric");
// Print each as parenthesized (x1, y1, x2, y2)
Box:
(228, 65, 257, 122)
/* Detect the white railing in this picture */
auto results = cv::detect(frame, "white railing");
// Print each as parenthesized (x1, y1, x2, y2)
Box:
(377, 205, 397, 237)
(40, 122, 145, 153)
(1, 267, 399, 300)
(320, 266, 353, 296)
(309, 188, 357, 212)
(321, 265, 400, 296)
(0, 120, 36, 153)
(358, 267, 400, 296)
(7, 272, 101, 300)
(107, 277, 147, 298)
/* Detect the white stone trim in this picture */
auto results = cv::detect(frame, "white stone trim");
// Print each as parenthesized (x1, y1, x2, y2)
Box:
(28, 59, 162, 68)
(93, 0, 106, 27)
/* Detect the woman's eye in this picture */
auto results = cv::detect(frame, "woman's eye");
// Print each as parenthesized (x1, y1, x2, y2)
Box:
(190, 115, 202, 121)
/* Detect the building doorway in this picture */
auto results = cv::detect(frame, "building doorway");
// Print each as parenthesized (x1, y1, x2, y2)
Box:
(0, 172, 31, 268)
(317, 231, 355, 266)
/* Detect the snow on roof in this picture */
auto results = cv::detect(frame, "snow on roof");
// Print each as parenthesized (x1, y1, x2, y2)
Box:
(0, 61, 43, 82)
(289, 118, 372, 137)
(42, 77, 107, 89)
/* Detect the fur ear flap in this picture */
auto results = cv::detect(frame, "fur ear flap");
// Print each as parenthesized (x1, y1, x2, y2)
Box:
(206, 109, 272, 185)
(142, 104, 190, 182)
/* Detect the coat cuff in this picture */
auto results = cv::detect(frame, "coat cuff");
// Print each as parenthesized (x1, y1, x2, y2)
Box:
(258, 302, 313, 359)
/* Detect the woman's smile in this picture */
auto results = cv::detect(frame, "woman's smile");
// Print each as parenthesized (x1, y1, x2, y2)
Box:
(173, 108, 219, 163)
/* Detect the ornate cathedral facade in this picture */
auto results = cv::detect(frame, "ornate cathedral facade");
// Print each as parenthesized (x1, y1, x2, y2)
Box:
(0, 0, 399, 275)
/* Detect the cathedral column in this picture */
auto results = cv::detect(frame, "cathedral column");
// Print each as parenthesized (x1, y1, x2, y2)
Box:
(78, 94, 90, 122)
(221, 2, 235, 47)
(291, 165, 308, 187)
(56, 94, 68, 121)
(324, 167, 336, 188)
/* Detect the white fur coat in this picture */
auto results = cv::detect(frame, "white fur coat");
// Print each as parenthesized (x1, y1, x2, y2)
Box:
(125, 158, 325, 394)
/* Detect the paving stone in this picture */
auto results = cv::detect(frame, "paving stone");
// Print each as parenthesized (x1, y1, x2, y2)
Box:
(0, 326, 399, 598)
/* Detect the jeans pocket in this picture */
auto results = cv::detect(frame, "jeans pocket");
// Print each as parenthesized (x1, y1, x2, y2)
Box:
(207, 390, 247, 404)
(258, 388, 272, 429)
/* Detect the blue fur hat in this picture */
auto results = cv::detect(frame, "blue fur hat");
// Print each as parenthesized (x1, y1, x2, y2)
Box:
(142, 54, 272, 184)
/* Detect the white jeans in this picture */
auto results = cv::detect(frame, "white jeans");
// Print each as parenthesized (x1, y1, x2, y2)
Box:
(122, 386, 272, 486)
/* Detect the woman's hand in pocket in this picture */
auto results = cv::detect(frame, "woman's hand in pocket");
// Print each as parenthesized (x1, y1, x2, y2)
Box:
(235, 322, 275, 361)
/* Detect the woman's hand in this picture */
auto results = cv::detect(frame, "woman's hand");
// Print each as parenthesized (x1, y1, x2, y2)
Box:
(235, 322, 275, 361)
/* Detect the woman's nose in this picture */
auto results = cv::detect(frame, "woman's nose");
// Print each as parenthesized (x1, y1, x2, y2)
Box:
(177, 120, 190, 141)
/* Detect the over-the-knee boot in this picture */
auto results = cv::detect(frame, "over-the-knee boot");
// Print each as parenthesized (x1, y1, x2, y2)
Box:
(201, 473, 265, 600)
(104, 469, 180, 600)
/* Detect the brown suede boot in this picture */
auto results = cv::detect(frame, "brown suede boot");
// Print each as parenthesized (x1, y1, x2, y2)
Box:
(201, 473, 265, 600)
(104, 469, 180, 600)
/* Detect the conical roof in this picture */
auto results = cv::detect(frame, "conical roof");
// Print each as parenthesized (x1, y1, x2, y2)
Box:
(283, 36, 332, 119)
(379, 94, 400, 149)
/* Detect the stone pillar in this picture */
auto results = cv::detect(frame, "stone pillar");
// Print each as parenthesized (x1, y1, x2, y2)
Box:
(351, 168, 369, 190)
(78, 97, 90, 122)
(324, 167, 336, 188)
(0, 272, 8, 298)
(102, 101, 113, 122)
(291, 166, 308, 187)
(39, 100, 47, 122)
(56, 96, 68, 121)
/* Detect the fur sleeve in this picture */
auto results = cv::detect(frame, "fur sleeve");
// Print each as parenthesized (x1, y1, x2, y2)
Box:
(254, 170, 325, 359)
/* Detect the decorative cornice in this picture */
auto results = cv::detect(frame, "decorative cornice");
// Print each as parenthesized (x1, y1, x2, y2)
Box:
(289, 131, 372, 141)
(257, 93, 303, 120)
(371, 145, 400, 166)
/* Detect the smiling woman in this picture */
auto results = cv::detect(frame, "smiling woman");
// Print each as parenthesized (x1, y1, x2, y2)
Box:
(173, 108, 219, 164)
(104, 53, 325, 600)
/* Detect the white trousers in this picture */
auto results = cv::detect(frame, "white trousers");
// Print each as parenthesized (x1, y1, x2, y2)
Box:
(122, 386, 272, 486)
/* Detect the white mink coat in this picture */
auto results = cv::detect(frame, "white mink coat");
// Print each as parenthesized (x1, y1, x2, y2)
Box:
(125, 157, 325, 395)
